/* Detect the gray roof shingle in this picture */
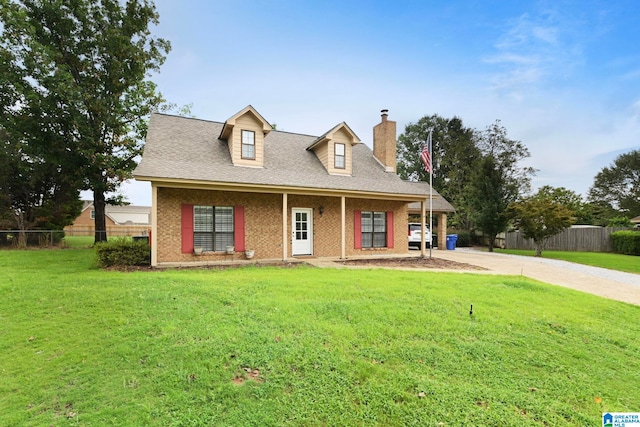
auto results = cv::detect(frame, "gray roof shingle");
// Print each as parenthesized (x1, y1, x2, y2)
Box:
(134, 113, 455, 212)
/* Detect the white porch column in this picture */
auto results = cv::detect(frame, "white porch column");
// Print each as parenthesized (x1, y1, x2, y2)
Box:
(341, 196, 346, 259)
(151, 183, 158, 267)
(282, 193, 288, 261)
(421, 200, 426, 258)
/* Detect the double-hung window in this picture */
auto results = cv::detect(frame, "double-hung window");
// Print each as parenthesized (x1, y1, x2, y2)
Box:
(335, 143, 345, 169)
(361, 211, 386, 248)
(193, 206, 234, 251)
(241, 130, 255, 159)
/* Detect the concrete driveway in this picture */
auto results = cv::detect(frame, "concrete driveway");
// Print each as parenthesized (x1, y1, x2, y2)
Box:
(433, 248, 640, 306)
(307, 249, 640, 306)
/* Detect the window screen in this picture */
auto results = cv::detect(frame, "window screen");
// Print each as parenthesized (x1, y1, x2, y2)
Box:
(335, 143, 345, 169)
(193, 205, 234, 252)
(241, 130, 255, 159)
(361, 211, 386, 248)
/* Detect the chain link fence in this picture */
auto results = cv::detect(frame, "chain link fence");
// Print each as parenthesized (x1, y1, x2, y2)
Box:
(0, 228, 150, 248)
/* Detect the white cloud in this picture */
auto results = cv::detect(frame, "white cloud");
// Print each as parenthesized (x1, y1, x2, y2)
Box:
(485, 7, 583, 93)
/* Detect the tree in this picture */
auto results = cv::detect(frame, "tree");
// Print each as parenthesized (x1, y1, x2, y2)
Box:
(0, 0, 170, 243)
(607, 216, 633, 228)
(0, 126, 82, 246)
(510, 187, 576, 257)
(397, 114, 480, 229)
(588, 149, 640, 219)
(536, 185, 591, 224)
(467, 155, 511, 251)
(468, 121, 535, 251)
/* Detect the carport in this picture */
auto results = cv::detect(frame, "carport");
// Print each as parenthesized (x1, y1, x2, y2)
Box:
(407, 200, 455, 251)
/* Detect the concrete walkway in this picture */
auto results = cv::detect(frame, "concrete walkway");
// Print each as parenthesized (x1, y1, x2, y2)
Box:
(306, 249, 640, 306)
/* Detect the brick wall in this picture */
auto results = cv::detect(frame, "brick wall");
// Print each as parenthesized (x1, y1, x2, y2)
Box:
(157, 188, 283, 263)
(345, 198, 408, 256)
(156, 187, 409, 263)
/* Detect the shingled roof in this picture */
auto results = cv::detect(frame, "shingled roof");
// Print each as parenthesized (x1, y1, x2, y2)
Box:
(134, 113, 455, 211)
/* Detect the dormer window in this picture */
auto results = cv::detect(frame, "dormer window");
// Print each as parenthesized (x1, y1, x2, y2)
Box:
(335, 143, 345, 169)
(306, 122, 360, 175)
(241, 130, 255, 159)
(219, 105, 271, 167)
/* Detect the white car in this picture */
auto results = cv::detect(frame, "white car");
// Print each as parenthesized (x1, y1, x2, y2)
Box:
(408, 223, 432, 249)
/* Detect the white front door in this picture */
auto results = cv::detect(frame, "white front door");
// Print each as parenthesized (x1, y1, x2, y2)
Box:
(292, 208, 313, 256)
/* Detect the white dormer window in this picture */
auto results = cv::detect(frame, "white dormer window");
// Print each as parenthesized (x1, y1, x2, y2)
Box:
(241, 130, 255, 159)
(335, 143, 345, 169)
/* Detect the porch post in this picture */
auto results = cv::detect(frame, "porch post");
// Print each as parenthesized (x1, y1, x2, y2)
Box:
(421, 200, 426, 257)
(438, 213, 447, 250)
(340, 196, 346, 259)
(282, 193, 288, 261)
(151, 183, 158, 267)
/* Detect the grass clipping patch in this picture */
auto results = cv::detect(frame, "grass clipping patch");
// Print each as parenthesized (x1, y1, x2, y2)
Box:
(95, 237, 151, 268)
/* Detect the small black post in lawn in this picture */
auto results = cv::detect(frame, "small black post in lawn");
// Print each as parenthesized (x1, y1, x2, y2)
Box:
(469, 304, 473, 316)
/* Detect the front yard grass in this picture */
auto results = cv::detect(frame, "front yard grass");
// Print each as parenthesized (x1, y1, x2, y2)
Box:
(1, 248, 638, 426)
(497, 249, 640, 274)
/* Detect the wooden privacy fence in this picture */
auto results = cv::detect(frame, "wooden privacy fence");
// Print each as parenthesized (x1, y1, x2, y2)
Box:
(505, 227, 625, 252)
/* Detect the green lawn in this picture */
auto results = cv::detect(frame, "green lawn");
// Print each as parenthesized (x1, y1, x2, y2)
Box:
(1, 249, 639, 426)
(497, 249, 640, 274)
(62, 235, 95, 248)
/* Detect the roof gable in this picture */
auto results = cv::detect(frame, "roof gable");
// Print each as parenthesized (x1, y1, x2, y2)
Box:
(306, 122, 360, 151)
(219, 105, 272, 140)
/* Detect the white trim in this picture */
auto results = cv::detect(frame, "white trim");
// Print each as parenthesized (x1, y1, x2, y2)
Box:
(340, 196, 346, 259)
(133, 177, 432, 202)
(151, 183, 158, 267)
(282, 193, 288, 261)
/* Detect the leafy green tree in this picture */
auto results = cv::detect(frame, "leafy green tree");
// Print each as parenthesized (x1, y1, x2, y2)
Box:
(588, 149, 640, 219)
(0, 0, 170, 243)
(583, 200, 619, 226)
(468, 121, 535, 251)
(510, 188, 576, 257)
(467, 155, 511, 251)
(607, 216, 633, 228)
(0, 126, 82, 246)
(536, 185, 592, 224)
(397, 114, 480, 229)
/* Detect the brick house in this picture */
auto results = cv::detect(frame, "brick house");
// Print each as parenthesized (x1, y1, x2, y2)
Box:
(64, 201, 151, 236)
(134, 106, 454, 267)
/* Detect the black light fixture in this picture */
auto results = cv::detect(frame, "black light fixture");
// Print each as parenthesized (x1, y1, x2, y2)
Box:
(319, 205, 324, 217)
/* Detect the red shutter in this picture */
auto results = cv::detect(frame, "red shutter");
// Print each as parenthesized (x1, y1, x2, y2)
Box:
(354, 210, 362, 249)
(386, 211, 394, 249)
(181, 204, 194, 254)
(234, 206, 245, 252)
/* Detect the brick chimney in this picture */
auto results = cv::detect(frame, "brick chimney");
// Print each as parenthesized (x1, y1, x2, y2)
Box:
(373, 109, 397, 173)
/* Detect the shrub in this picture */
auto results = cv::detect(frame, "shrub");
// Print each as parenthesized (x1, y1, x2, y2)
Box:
(454, 231, 471, 247)
(611, 230, 640, 256)
(95, 238, 151, 267)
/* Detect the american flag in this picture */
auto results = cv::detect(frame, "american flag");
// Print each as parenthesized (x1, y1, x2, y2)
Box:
(420, 135, 432, 173)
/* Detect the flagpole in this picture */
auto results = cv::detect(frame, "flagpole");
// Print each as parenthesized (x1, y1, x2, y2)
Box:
(428, 129, 433, 259)
(419, 129, 434, 259)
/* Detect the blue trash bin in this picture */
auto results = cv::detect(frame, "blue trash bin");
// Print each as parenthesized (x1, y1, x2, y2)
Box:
(446, 234, 458, 250)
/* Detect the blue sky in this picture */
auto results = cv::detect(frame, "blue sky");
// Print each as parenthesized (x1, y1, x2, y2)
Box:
(118, 0, 640, 206)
